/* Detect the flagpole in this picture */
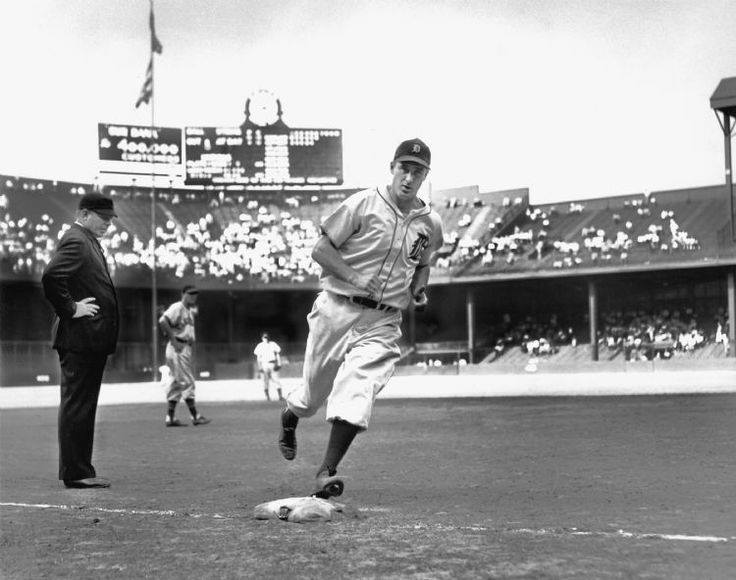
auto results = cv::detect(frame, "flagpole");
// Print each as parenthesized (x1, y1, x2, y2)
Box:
(149, 0, 158, 383)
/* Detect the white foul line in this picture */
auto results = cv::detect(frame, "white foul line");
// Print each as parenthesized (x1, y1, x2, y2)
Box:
(0, 502, 232, 520)
(397, 523, 734, 544)
(2, 502, 733, 543)
(510, 527, 734, 544)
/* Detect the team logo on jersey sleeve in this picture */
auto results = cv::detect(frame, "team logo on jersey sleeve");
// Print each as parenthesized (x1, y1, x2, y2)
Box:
(408, 233, 430, 261)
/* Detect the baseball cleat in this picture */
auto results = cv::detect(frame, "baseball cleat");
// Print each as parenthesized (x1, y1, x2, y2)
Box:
(312, 472, 344, 499)
(165, 417, 186, 427)
(192, 415, 211, 426)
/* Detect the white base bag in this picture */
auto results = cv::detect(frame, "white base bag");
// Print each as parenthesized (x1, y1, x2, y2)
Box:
(254, 496, 348, 523)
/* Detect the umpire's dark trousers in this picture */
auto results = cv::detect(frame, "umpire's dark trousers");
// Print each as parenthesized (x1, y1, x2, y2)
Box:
(58, 351, 108, 481)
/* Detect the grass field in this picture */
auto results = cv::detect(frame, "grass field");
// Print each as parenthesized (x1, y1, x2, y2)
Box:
(1, 394, 735, 578)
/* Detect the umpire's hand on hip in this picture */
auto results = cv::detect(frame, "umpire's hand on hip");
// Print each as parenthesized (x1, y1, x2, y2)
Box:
(73, 297, 99, 318)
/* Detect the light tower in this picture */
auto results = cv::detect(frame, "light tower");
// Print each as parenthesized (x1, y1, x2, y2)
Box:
(710, 77, 736, 357)
(710, 77, 736, 241)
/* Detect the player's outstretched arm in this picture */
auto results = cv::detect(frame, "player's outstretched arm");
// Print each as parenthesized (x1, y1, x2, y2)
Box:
(312, 235, 381, 296)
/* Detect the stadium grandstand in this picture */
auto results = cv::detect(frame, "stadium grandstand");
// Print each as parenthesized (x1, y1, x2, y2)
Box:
(1, 174, 734, 386)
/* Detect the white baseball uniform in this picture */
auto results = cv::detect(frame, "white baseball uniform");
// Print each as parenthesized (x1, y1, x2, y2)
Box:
(161, 301, 197, 401)
(254, 339, 282, 385)
(286, 186, 443, 429)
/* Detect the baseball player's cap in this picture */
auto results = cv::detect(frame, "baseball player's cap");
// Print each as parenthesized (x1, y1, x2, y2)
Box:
(182, 285, 199, 295)
(393, 138, 431, 170)
(78, 192, 117, 218)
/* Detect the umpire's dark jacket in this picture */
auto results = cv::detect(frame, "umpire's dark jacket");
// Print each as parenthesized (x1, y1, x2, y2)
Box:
(42, 223, 119, 354)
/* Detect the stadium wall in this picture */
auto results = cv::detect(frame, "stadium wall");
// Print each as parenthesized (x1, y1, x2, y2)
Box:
(1, 265, 732, 386)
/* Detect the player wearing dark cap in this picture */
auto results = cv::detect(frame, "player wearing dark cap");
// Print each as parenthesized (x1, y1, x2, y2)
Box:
(278, 138, 443, 498)
(42, 192, 120, 488)
(158, 285, 211, 426)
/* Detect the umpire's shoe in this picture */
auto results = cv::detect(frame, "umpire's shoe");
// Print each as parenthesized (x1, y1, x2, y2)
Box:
(63, 476, 111, 489)
(312, 471, 344, 499)
(278, 409, 297, 460)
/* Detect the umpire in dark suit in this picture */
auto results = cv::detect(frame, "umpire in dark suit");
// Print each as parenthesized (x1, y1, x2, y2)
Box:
(42, 192, 119, 489)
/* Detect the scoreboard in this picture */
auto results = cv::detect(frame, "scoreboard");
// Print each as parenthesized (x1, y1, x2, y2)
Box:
(99, 93, 344, 186)
(98, 123, 182, 165)
(184, 126, 343, 186)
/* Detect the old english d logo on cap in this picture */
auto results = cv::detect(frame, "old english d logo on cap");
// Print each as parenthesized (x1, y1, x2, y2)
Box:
(393, 138, 431, 169)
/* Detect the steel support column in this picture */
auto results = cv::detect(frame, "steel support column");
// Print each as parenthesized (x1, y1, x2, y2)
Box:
(588, 279, 598, 361)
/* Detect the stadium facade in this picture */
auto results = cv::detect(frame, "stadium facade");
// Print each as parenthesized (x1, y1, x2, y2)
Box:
(1, 174, 734, 386)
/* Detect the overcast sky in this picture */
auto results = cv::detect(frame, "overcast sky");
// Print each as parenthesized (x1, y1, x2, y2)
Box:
(1, 0, 733, 203)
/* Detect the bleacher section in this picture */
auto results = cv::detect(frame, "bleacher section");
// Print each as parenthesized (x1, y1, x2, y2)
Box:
(2, 175, 734, 288)
(0, 176, 356, 288)
(458, 186, 736, 277)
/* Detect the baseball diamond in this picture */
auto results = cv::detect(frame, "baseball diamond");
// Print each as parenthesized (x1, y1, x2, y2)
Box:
(2, 2, 736, 577)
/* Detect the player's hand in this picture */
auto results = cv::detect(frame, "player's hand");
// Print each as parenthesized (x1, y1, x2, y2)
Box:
(351, 273, 382, 298)
(412, 289, 428, 311)
(73, 297, 99, 318)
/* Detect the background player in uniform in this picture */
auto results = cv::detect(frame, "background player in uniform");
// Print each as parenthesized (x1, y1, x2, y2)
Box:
(254, 332, 284, 401)
(278, 138, 443, 498)
(158, 285, 211, 427)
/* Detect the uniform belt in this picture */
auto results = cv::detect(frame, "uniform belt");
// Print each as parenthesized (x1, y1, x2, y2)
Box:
(173, 336, 190, 344)
(339, 294, 396, 312)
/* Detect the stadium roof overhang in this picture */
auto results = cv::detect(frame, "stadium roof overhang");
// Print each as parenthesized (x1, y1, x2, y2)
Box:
(430, 257, 736, 286)
(711, 77, 736, 116)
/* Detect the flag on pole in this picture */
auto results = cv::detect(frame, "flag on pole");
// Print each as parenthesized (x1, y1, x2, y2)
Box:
(149, 3, 163, 55)
(135, 2, 162, 108)
(135, 58, 154, 108)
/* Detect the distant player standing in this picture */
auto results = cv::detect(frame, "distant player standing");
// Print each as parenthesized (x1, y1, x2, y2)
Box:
(254, 332, 284, 401)
(278, 138, 443, 498)
(158, 285, 211, 427)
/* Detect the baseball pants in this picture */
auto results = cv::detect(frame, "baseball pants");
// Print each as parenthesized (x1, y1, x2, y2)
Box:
(286, 291, 402, 430)
(260, 362, 281, 387)
(163, 342, 196, 401)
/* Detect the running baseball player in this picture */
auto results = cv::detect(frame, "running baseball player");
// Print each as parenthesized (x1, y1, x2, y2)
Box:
(278, 138, 443, 498)
(158, 285, 211, 427)
(254, 332, 284, 401)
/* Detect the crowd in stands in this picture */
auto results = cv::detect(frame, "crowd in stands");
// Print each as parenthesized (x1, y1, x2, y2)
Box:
(456, 195, 703, 271)
(434, 194, 525, 269)
(487, 313, 578, 361)
(415, 357, 469, 369)
(1, 179, 349, 285)
(0, 175, 721, 284)
(485, 307, 730, 362)
(598, 308, 730, 360)
(1, 193, 59, 277)
(432, 193, 703, 272)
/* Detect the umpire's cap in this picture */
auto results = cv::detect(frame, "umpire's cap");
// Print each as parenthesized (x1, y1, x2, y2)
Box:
(78, 192, 117, 218)
(182, 285, 199, 295)
(393, 138, 431, 170)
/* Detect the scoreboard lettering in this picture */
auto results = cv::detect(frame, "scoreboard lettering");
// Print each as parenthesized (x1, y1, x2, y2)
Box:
(98, 123, 182, 165)
(184, 126, 343, 186)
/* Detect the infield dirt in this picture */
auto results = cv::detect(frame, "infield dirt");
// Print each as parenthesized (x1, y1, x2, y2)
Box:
(2, 395, 735, 578)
